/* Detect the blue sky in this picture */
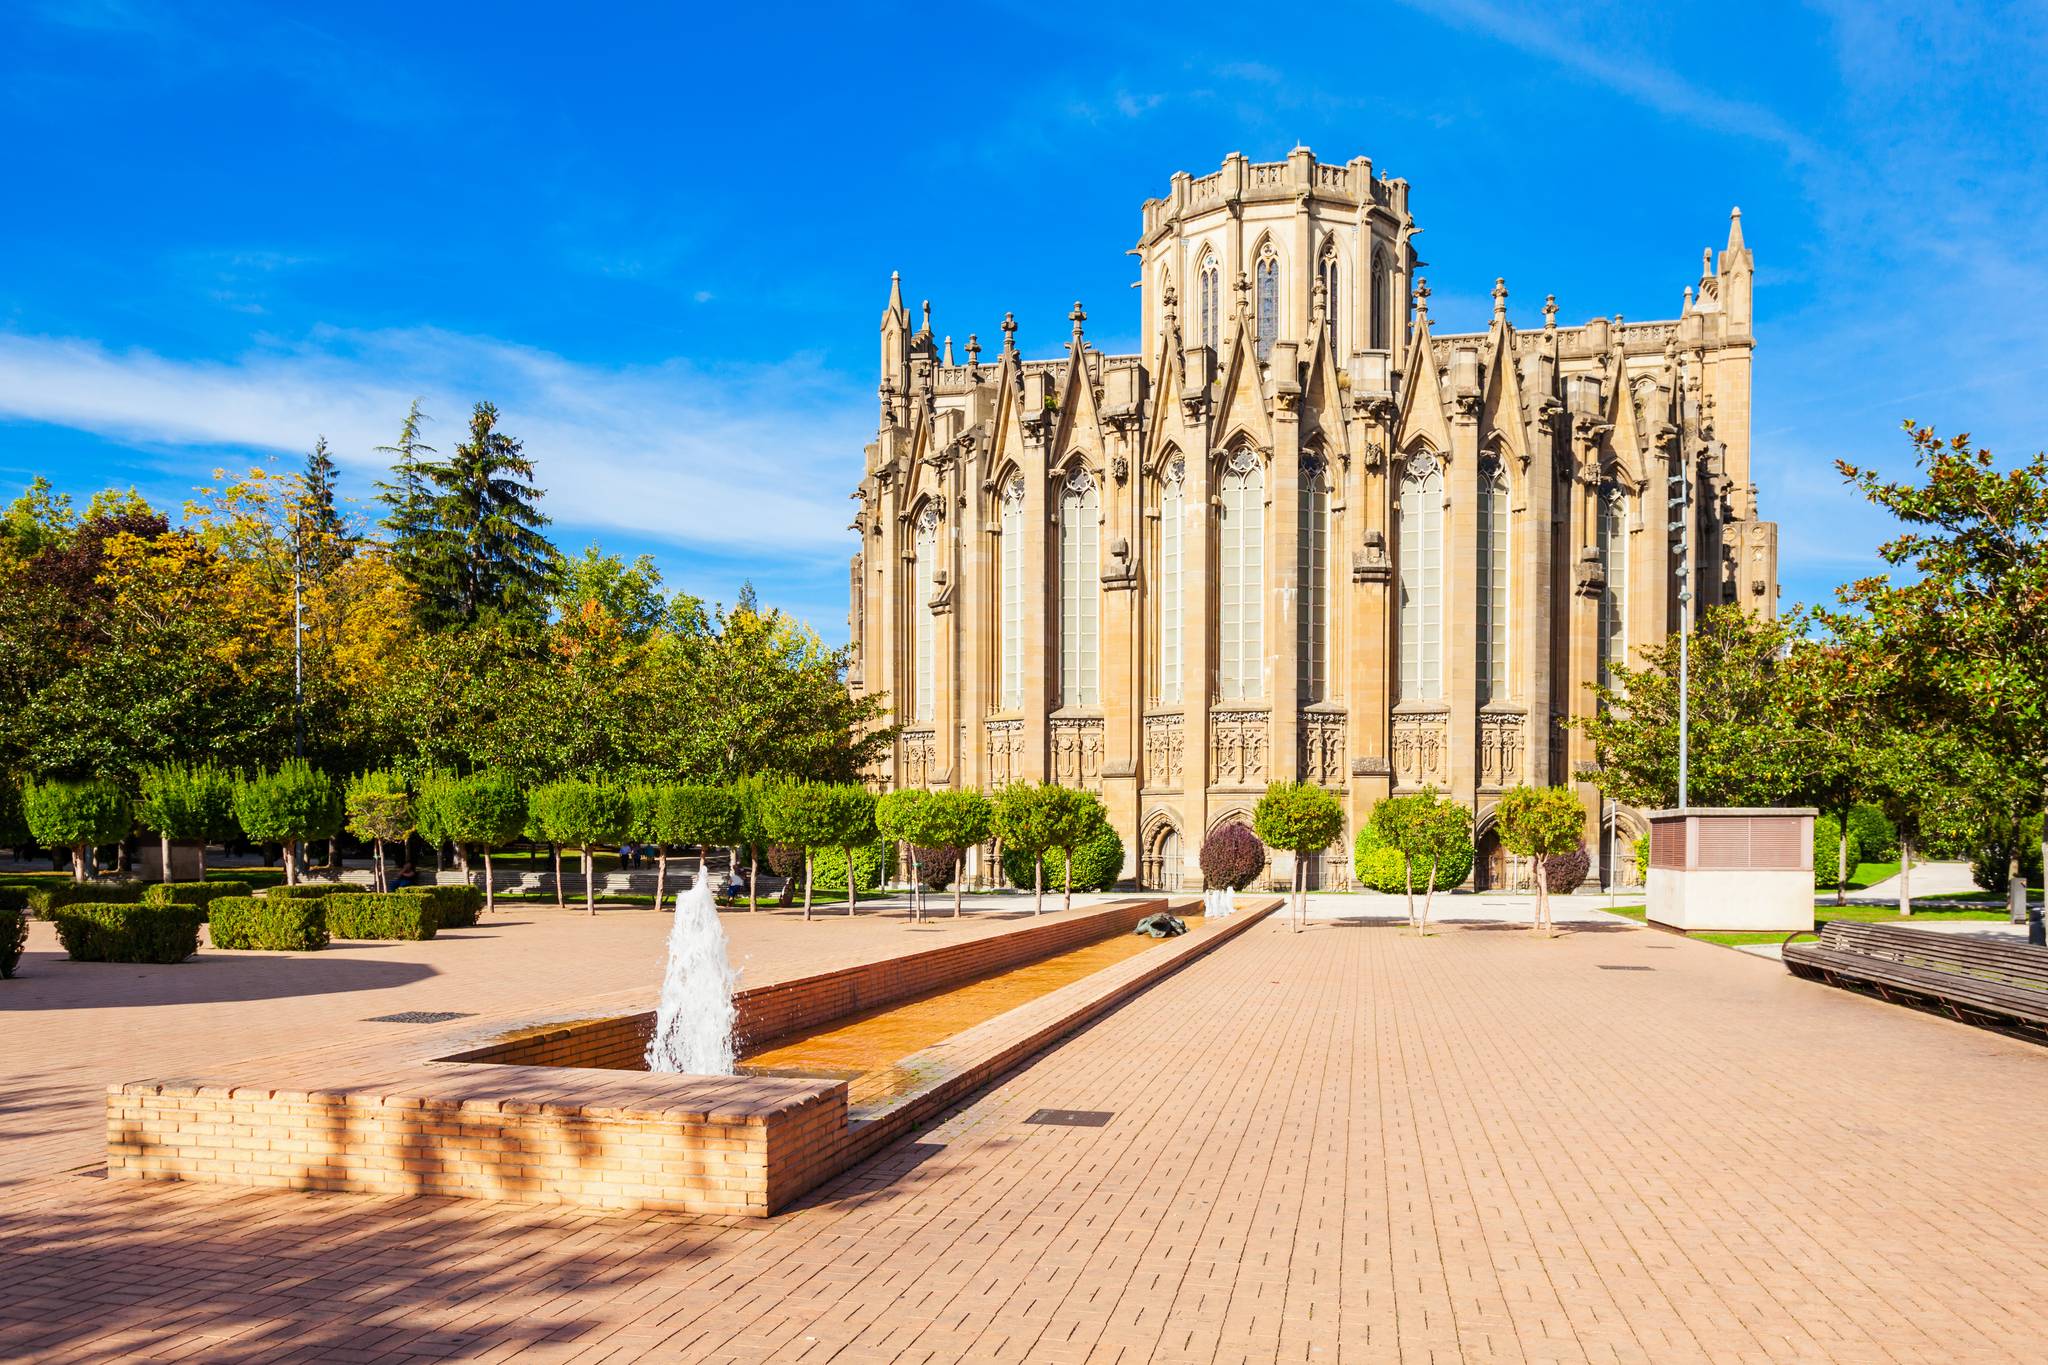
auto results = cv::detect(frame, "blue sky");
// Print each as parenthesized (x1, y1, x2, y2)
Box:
(2, 1, 2044, 638)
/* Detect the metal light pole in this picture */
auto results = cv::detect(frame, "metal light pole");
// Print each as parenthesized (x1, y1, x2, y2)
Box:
(291, 501, 305, 760)
(1668, 454, 1692, 812)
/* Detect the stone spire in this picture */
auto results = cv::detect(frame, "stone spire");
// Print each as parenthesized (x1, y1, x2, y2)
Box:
(965, 332, 981, 377)
(1412, 277, 1431, 328)
(1069, 300, 1087, 344)
(1000, 311, 1018, 354)
(942, 335, 954, 366)
(1490, 277, 1507, 325)
(1543, 294, 1558, 331)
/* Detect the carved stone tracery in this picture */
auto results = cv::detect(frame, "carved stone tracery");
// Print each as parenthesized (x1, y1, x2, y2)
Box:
(1298, 711, 1346, 786)
(983, 719, 1023, 787)
(1478, 710, 1525, 789)
(1143, 714, 1185, 788)
(1210, 710, 1268, 786)
(1391, 709, 1450, 789)
(1050, 717, 1104, 790)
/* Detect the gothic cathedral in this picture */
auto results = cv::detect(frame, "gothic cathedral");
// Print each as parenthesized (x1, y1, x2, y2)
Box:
(848, 148, 1776, 891)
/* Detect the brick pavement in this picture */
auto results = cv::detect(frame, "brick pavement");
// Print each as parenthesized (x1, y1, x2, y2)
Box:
(5, 907, 2048, 1362)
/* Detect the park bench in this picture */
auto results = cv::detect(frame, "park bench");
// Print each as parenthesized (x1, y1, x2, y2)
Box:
(1783, 920, 2048, 1042)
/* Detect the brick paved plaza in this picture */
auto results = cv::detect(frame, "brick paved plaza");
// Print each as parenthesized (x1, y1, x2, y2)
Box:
(5, 901, 2047, 1363)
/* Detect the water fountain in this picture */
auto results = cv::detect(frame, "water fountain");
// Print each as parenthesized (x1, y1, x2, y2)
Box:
(645, 872, 740, 1074)
(1204, 887, 1236, 919)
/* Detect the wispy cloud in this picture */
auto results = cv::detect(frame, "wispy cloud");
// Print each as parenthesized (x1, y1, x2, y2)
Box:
(0, 326, 871, 558)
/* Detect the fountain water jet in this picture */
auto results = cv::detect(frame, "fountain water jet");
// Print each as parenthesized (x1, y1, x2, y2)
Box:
(645, 872, 740, 1074)
(1203, 887, 1236, 919)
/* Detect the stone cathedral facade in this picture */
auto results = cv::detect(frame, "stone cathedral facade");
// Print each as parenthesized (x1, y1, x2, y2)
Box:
(848, 148, 1777, 891)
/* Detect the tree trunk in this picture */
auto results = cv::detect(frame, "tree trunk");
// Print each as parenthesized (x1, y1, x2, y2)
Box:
(909, 848, 922, 923)
(197, 839, 208, 880)
(803, 851, 814, 920)
(374, 840, 386, 894)
(2010, 850, 2025, 924)
(1403, 858, 1415, 931)
(284, 838, 298, 887)
(655, 846, 669, 912)
(552, 842, 565, 908)
(1063, 851, 1073, 914)
(1292, 859, 1304, 932)
(953, 860, 965, 918)
(1836, 808, 1850, 906)
(160, 833, 172, 884)
(749, 846, 760, 912)
(1033, 856, 1044, 915)
(845, 845, 856, 915)
(1422, 856, 1439, 935)
(71, 841, 86, 883)
(584, 847, 596, 917)
(1535, 857, 1550, 934)
(482, 849, 495, 913)
(1897, 834, 1913, 917)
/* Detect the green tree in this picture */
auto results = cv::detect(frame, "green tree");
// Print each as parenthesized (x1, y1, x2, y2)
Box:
(731, 773, 783, 910)
(375, 399, 441, 596)
(1253, 781, 1345, 933)
(1493, 785, 1587, 935)
(1044, 787, 1110, 914)
(1368, 788, 1472, 933)
(921, 789, 993, 919)
(1, 476, 75, 558)
(415, 401, 560, 628)
(296, 435, 350, 583)
(659, 784, 743, 901)
(232, 760, 343, 886)
(135, 763, 237, 883)
(527, 779, 631, 916)
(818, 784, 878, 916)
(759, 781, 839, 920)
(1836, 422, 2048, 922)
(875, 788, 937, 921)
(345, 770, 414, 893)
(1578, 605, 1818, 810)
(553, 546, 668, 641)
(437, 770, 527, 912)
(992, 782, 1064, 915)
(23, 777, 130, 882)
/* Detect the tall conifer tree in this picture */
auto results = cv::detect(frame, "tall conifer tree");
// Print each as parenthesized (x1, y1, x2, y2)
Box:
(429, 401, 558, 627)
(375, 399, 440, 596)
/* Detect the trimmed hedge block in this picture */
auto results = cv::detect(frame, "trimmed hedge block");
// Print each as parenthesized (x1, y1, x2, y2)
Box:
(324, 892, 439, 941)
(52, 902, 203, 964)
(141, 880, 254, 914)
(1, 908, 25, 978)
(397, 883, 482, 929)
(263, 882, 343, 901)
(208, 896, 329, 951)
(23, 880, 147, 918)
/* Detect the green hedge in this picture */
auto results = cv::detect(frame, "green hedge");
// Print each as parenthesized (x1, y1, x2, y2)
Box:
(1814, 814, 1861, 890)
(263, 883, 342, 901)
(23, 880, 146, 918)
(1351, 826, 1472, 893)
(141, 880, 253, 914)
(1847, 804, 1898, 864)
(811, 842, 894, 893)
(51, 902, 203, 963)
(396, 883, 482, 929)
(1003, 824, 1125, 892)
(208, 896, 329, 951)
(1, 908, 25, 978)
(324, 892, 440, 940)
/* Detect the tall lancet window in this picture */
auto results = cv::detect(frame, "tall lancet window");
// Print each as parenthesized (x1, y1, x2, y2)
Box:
(1598, 481, 1630, 687)
(1398, 451, 1444, 702)
(1217, 449, 1265, 700)
(1254, 244, 1280, 361)
(1157, 458, 1186, 704)
(999, 477, 1024, 710)
(1297, 453, 1330, 702)
(1370, 249, 1390, 351)
(1476, 454, 1510, 703)
(1198, 252, 1220, 351)
(912, 503, 939, 722)
(1058, 468, 1100, 707)
(1318, 240, 1340, 355)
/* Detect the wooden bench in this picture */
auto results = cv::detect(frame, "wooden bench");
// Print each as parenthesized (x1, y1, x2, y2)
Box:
(1783, 920, 2048, 1042)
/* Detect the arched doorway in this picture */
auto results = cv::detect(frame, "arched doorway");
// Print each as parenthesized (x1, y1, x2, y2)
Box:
(1141, 822, 1183, 891)
(1476, 824, 1507, 891)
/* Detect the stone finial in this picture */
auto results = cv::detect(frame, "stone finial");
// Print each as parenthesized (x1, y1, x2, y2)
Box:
(1726, 206, 1746, 253)
(1069, 300, 1087, 343)
(965, 333, 981, 374)
(1162, 282, 1178, 324)
(1702, 247, 1714, 281)
(942, 335, 955, 365)
(1412, 277, 1431, 326)
(1234, 269, 1252, 317)
(1001, 311, 1018, 352)
(1683, 286, 1694, 313)
(888, 271, 904, 310)
(920, 299, 932, 334)
(1543, 294, 1558, 330)
(1310, 275, 1328, 325)
(1491, 276, 1507, 324)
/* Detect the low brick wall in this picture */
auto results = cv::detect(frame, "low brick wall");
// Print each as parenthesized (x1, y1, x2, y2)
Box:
(108, 897, 1276, 1216)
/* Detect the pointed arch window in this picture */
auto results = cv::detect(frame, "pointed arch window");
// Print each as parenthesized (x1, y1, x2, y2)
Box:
(1218, 449, 1265, 700)
(912, 502, 939, 722)
(1254, 244, 1280, 361)
(1370, 249, 1390, 351)
(1198, 252, 1220, 351)
(1598, 481, 1630, 687)
(1297, 453, 1330, 702)
(999, 478, 1024, 710)
(1398, 451, 1444, 702)
(1318, 240, 1340, 355)
(1157, 458, 1186, 704)
(1058, 468, 1100, 707)
(1477, 454, 1510, 703)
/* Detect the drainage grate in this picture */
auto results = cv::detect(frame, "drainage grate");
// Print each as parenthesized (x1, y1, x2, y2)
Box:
(364, 1010, 476, 1024)
(1597, 965, 1655, 972)
(1025, 1109, 1114, 1127)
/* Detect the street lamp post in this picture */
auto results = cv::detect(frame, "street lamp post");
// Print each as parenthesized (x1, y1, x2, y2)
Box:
(1668, 454, 1692, 812)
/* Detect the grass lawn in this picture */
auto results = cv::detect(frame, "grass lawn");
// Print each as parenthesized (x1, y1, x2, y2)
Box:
(1603, 901, 2015, 949)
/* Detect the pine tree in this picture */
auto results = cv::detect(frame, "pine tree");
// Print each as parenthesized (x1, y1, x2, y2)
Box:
(296, 436, 350, 580)
(430, 402, 559, 627)
(375, 400, 442, 602)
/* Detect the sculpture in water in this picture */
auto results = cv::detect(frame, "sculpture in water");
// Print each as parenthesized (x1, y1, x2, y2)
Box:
(1203, 887, 1235, 919)
(645, 872, 740, 1074)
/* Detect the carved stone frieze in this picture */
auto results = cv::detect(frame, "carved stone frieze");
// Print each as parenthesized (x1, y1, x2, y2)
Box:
(1391, 710, 1450, 790)
(1478, 710, 1525, 790)
(1210, 710, 1269, 786)
(984, 719, 1024, 787)
(1143, 713, 1185, 788)
(1298, 711, 1346, 786)
(900, 729, 937, 789)
(1050, 717, 1104, 790)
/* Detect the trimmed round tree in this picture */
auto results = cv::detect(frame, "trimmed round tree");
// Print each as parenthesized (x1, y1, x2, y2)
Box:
(231, 761, 342, 887)
(1253, 781, 1346, 933)
(345, 771, 415, 893)
(1199, 821, 1265, 892)
(1493, 784, 1587, 935)
(1047, 787, 1110, 913)
(529, 779, 632, 916)
(992, 782, 1064, 915)
(668, 785, 743, 892)
(135, 763, 236, 883)
(924, 789, 993, 917)
(1367, 788, 1472, 933)
(23, 778, 131, 883)
(731, 774, 782, 910)
(439, 771, 526, 912)
(759, 781, 838, 920)
(876, 788, 936, 921)
(820, 784, 878, 916)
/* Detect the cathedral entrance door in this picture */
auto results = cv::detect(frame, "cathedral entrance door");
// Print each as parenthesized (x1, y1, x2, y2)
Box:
(1477, 828, 1506, 891)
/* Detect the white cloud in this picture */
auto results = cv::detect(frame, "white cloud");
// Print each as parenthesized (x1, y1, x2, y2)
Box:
(0, 325, 872, 556)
